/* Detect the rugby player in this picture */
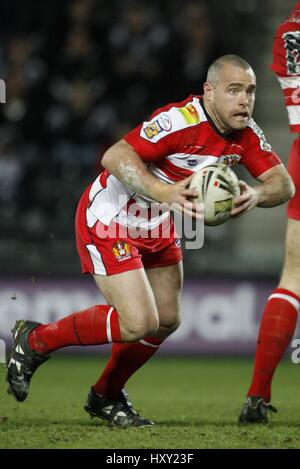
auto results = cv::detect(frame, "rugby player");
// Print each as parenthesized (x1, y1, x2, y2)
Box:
(239, 3, 300, 424)
(7, 54, 294, 428)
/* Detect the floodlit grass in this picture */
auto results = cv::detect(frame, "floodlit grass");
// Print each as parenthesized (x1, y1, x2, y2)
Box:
(1, 355, 300, 449)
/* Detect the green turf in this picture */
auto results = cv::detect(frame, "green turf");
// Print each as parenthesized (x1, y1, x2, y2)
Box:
(1, 355, 300, 449)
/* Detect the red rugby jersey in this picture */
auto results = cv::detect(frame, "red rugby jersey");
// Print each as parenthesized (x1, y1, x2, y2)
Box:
(87, 96, 281, 231)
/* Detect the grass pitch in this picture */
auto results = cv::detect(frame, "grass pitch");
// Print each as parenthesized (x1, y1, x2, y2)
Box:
(1, 355, 300, 449)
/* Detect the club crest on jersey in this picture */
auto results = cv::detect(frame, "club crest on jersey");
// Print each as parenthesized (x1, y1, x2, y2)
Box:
(219, 154, 241, 167)
(178, 103, 200, 125)
(112, 241, 131, 261)
(143, 114, 172, 139)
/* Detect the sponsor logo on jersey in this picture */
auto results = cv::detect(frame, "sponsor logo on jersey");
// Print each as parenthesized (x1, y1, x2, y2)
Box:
(158, 114, 172, 131)
(175, 238, 181, 247)
(219, 154, 241, 167)
(187, 158, 199, 167)
(143, 114, 172, 139)
(178, 103, 200, 125)
(112, 241, 131, 261)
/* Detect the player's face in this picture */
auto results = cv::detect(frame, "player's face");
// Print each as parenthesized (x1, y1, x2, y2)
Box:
(207, 65, 256, 133)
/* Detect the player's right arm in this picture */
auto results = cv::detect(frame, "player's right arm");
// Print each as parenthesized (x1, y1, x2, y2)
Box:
(101, 138, 202, 219)
(232, 118, 295, 216)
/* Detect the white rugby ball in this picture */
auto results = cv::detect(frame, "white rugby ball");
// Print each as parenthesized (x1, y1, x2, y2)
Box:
(189, 164, 240, 226)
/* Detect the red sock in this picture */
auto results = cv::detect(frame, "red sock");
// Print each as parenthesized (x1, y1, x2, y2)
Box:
(28, 305, 121, 354)
(93, 336, 163, 399)
(247, 288, 299, 402)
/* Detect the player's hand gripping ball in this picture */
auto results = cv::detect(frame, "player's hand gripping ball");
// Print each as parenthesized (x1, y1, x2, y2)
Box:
(189, 164, 240, 226)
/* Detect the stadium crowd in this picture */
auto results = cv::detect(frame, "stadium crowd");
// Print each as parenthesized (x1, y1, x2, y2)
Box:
(0, 0, 264, 274)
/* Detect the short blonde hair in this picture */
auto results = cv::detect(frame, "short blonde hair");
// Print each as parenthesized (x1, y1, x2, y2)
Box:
(206, 54, 253, 85)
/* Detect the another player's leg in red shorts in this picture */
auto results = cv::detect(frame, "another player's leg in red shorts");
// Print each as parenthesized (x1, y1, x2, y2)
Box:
(239, 137, 300, 424)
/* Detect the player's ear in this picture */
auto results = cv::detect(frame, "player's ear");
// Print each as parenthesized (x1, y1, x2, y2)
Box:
(203, 82, 214, 101)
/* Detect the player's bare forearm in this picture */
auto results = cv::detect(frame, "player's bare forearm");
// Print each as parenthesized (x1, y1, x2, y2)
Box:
(231, 164, 294, 216)
(101, 139, 201, 218)
(101, 139, 168, 202)
(255, 164, 295, 208)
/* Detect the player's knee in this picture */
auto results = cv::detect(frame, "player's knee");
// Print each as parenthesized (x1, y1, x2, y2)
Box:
(121, 324, 145, 342)
(146, 316, 160, 337)
(171, 318, 181, 332)
(121, 317, 159, 342)
(165, 318, 181, 334)
(157, 318, 181, 339)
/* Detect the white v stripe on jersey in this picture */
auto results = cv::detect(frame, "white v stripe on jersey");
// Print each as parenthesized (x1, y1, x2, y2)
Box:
(269, 293, 300, 311)
(106, 306, 114, 343)
(149, 164, 176, 184)
(166, 153, 218, 171)
(149, 154, 219, 184)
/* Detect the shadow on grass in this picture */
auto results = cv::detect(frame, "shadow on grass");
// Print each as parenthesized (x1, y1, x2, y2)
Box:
(2, 416, 300, 431)
(0, 416, 235, 429)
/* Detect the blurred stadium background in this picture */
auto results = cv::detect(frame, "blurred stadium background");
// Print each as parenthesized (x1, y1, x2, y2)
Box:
(0, 0, 299, 356)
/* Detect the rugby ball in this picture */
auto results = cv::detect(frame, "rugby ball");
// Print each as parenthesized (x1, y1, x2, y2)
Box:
(189, 164, 240, 226)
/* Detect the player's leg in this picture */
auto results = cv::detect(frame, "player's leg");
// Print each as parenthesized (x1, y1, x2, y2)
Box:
(6, 267, 159, 403)
(29, 268, 159, 352)
(84, 262, 183, 427)
(92, 262, 183, 400)
(245, 219, 300, 399)
(279, 222, 300, 295)
(239, 137, 300, 423)
(93, 269, 160, 342)
(146, 261, 183, 339)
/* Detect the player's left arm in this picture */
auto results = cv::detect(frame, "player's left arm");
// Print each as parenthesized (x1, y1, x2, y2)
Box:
(231, 164, 295, 216)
